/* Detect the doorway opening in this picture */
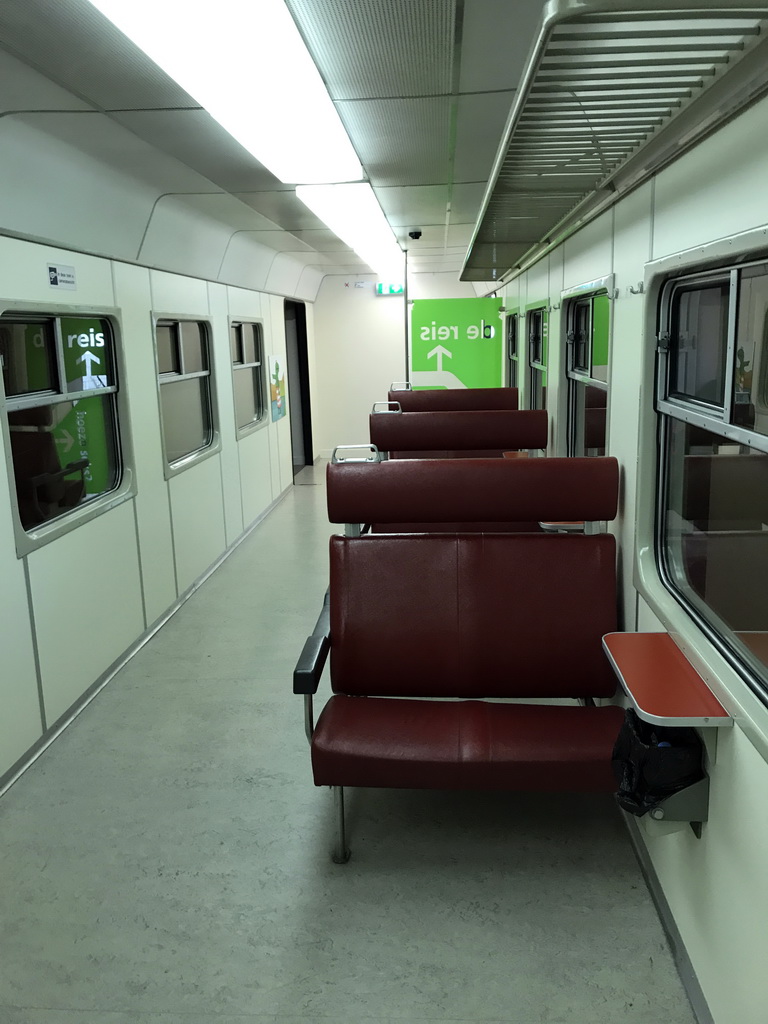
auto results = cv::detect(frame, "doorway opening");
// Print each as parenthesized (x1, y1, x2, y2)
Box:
(283, 300, 314, 477)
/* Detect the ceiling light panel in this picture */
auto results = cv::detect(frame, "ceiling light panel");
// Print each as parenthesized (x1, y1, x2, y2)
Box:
(85, 0, 362, 184)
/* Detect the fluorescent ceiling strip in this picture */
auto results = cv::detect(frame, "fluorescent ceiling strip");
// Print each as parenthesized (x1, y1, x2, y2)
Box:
(85, 0, 362, 184)
(296, 184, 404, 280)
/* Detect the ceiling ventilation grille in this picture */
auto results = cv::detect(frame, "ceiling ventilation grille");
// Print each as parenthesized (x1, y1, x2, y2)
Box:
(462, 0, 768, 282)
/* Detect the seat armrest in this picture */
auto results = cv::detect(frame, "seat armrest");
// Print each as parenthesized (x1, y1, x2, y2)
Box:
(293, 595, 331, 694)
(293, 634, 330, 694)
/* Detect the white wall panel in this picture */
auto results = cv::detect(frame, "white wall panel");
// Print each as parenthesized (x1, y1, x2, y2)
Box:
(141, 197, 238, 283)
(0, 115, 180, 261)
(0, 236, 114, 309)
(168, 456, 227, 594)
(0, 428, 43, 773)
(264, 253, 304, 298)
(112, 262, 177, 626)
(562, 209, 613, 291)
(311, 275, 406, 457)
(610, 184, 654, 630)
(149, 270, 209, 318)
(654, 97, 768, 260)
(218, 236, 279, 294)
(226, 286, 263, 321)
(525, 260, 549, 306)
(238, 427, 273, 527)
(294, 265, 324, 303)
(636, 596, 665, 634)
(208, 282, 243, 547)
(646, 726, 768, 1024)
(28, 500, 144, 725)
(409, 273, 479, 300)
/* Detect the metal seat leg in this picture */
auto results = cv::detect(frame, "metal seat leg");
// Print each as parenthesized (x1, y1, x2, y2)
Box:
(331, 786, 351, 863)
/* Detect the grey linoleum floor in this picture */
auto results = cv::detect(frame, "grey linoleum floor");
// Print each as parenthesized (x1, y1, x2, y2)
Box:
(0, 464, 696, 1024)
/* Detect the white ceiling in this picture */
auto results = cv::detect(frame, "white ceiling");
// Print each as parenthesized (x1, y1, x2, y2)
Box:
(0, 0, 548, 283)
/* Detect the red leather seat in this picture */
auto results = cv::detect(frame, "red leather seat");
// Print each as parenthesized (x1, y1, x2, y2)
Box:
(296, 457, 623, 861)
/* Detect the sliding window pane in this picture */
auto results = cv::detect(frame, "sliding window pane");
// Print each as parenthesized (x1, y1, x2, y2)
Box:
(180, 321, 206, 373)
(160, 377, 211, 463)
(233, 368, 259, 428)
(156, 324, 179, 375)
(0, 320, 57, 397)
(669, 282, 729, 406)
(242, 325, 258, 365)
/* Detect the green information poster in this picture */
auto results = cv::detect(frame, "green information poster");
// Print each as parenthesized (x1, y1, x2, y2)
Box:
(410, 298, 503, 389)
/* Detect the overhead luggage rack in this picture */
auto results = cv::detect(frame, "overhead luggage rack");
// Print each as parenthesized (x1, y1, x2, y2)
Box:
(462, 0, 768, 283)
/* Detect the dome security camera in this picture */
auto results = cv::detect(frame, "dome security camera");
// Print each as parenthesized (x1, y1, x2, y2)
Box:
(408, 230, 422, 240)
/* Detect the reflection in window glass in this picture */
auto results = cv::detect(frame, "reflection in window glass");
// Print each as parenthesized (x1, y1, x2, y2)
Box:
(661, 418, 768, 683)
(506, 314, 517, 359)
(591, 293, 610, 383)
(0, 320, 57, 397)
(3, 314, 121, 531)
(570, 383, 607, 457)
(573, 300, 590, 372)
(735, 263, 768, 434)
(669, 282, 729, 406)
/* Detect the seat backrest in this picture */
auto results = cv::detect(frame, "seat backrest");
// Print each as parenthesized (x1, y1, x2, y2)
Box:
(329, 532, 617, 699)
(369, 408, 547, 458)
(387, 386, 518, 412)
(327, 456, 620, 526)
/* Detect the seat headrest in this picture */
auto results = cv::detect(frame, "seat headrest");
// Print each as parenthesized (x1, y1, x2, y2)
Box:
(386, 386, 519, 412)
(327, 456, 620, 524)
(370, 409, 547, 452)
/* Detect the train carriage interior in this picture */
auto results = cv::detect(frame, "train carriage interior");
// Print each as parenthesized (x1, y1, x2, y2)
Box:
(1, 1, 768, 1022)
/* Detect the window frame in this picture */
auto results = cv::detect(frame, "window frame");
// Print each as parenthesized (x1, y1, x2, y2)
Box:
(526, 305, 547, 411)
(505, 310, 519, 388)
(654, 256, 768, 707)
(0, 302, 135, 556)
(153, 314, 220, 477)
(563, 277, 613, 458)
(229, 318, 267, 438)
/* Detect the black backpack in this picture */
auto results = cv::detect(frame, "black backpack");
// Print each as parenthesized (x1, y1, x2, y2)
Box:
(611, 708, 705, 816)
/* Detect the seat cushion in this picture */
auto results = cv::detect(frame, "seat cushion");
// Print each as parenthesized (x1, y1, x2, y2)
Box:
(312, 696, 624, 792)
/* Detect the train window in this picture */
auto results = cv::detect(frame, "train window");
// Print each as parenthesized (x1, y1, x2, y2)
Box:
(230, 321, 266, 434)
(505, 313, 518, 388)
(657, 261, 768, 701)
(156, 319, 215, 466)
(565, 293, 609, 457)
(0, 313, 121, 532)
(527, 307, 547, 411)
